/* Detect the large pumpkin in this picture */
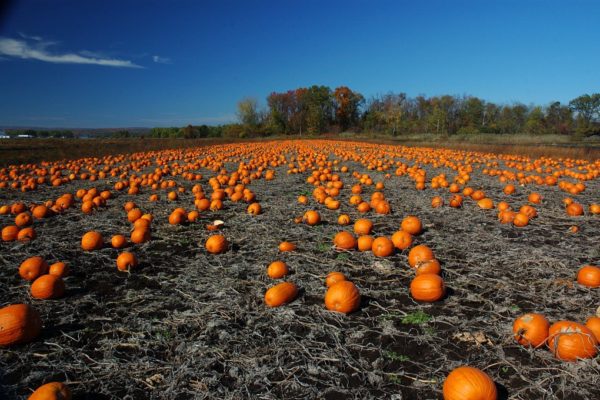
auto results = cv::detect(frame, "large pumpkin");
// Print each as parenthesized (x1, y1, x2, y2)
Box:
(31, 275, 66, 299)
(19, 256, 49, 281)
(324, 281, 361, 314)
(512, 313, 549, 348)
(443, 366, 497, 400)
(205, 235, 229, 254)
(0, 304, 42, 346)
(264, 282, 298, 307)
(333, 231, 356, 250)
(548, 320, 598, 361)
(28, 381, 71, 400)
(81, 231, 103, 251)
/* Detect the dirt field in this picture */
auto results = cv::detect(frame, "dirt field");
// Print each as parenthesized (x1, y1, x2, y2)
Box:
(1, 140, 599, 399)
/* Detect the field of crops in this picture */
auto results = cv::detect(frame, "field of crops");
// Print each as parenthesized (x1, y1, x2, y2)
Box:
(1, 139, 599, 400)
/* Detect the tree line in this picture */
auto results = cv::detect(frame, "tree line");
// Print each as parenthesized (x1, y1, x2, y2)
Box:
(236, 88, 600, 137)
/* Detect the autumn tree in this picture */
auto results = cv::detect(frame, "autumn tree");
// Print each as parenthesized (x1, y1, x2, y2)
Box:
(333, 86, 364, 131)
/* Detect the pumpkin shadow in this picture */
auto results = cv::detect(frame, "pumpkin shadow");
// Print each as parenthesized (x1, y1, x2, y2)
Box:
(443, 287, 455, 300)
(496, 383, 509, 400)
(41, 323, 85, 340)
(359, 294, 374, 310)
(74, 393, 111, 400)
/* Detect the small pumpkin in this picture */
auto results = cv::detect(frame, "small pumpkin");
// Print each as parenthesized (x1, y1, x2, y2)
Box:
(278, 241, 296, 252)
(17, 227, 36, 241)
(357, 235, 374, 252)
(267, 261, 289, 279)
(391, 230, 413, 250)
(81, 231, 103, 251)
(353, 218, 373, 235)
(548, 320, 598, 361)
(28, 381, 72, 400)
(415, 259, 441, 276)
(337, 214, 351, 225)
(0, 304, 42, 346)
(576, 265, 600, 288)
(512, 213, 529, 227)
(303, 210, 321, 226)
(247, 202, 262, 215)
(205, 235, 229, 254)
(31, 274, 65, 299)
(48, 262, 69, 278)
(431, 196, 444, 208)
(443, 366, 497, 400)
(410, 273, 445, 302)
(19, 256, 49, 281)
(264, 282, 298, 307)
(407, 244, 435, 268)
(325, 272, 347, 287)
(566, 202, 584, 216)
(324, 280, 360, 314)
(116, 252, 139, 271)
(513, 313, 549, 348)
(333, 231, 356, 250)
(111, 234, 127, 249)
(401, 216, 422, 235)
(2, 225, 19, 241)
(130, 228, 150, 244)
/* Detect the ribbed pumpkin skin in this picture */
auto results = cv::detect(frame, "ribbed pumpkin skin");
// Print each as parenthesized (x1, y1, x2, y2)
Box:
(325, 281, 361, 314)
(410, 274, 445, 302)
(19, 256, 49, 281)
(0, 304, 42, 346)
(28, 381, 72, 400)
(443, 366, 497, 400)
(585, 317, 600, 343)
(548, 321, 598, 361)
(31, 275, 65, 299)
(265, 282, 298, 307)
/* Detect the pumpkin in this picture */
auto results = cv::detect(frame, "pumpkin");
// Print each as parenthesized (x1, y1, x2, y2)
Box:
(133, 218, 151, 230)
(278, 241, 296, 252)
(576, 265, 600, 287)
(32, 205, 49, 219)
(324, 281, 360, 314)
(247, 202, 262, 215)
(303, 210, 321, 226)
(443, 366, 497, 400)
(357, 235, 374, 252)
(566, 203, 584, 216)
(297, 195, 308, 204)
(267, 261, 289, 279)
(325, 272, 347, 287)
(2, 225, 19, 241)
(0, 304, 42, 346)
(519, 205, 537, 219)
(19, 256, 49, 281)
(130, 228, 150, 244)
(81, 231, 103, 251)
(431, 196, 444, 208)
(353, 219, 373, 235)
(548, 320, 598, 361)
(371, 237, 394, 257)
(17, 227, 36, 241)
(585, 316, 600, 343)
(512, 213, 529, 227)
(401, 216, 422, 235)
(127, 208, 143, 222)
(410, 273, 445, 302)
(391, 230, 413, 250)
(265, 282, 298, 307)
(415, 259, 441, 276)
(31, 274, 65, 299)
(168, 211, 184, 225)
(48, 262, 69, 278)
(337, 214, 351, 225)
(205, 235, 229, 254)
(28, 381, 72, 400)
(111, 234, 127, 249)
(513, 313, 549, 348)
(116, 252, 139, 271)
(449, 194, 463, 208)
(590, 203, 600, 215)
(503, 184, 516, 195)
(15, 212, 33, 227)
(528, 192, 542, 204)
(408, 244, 435, 268)
(477, 198, 494, 209)
(333, 231, 356, 250)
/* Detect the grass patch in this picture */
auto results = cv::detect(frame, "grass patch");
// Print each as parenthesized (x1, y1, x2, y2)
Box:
(401, 311, 432, 325)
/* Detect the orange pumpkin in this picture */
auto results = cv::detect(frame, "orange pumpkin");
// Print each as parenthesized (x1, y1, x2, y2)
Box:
(267, 261, 289, 279)
(415, 259, 441, 276)
(116, 252, 139, 271)
(512, 213, 529, 227)
(130, 228, 150, 244)
(265, 282, 298, 307)
(410, 273, 445, 302)
(48, 262, 69, 278)
(513, 313, 549, 348)
(333, 231, 356, 250)
(0, 304, 42, 346)
(303, 210, 321, 226)
(81, 231, 103, 251)
(31, 274, 65, 299)
(401, 216, 422, 235)
(357, 235, 374, 252)
(407, 244, 435, 268)
(566, 203, 584, 216)
(324, 281, 361, 314)
(28, 382, 72, 400)
(2, 225, 20, 241)
(371, 237, 394, 257)
(19, 256, 49, 281)
(585, 316, 600, 343)
(391, 230, 413, 250)
(548, 320, 598, 361)
(205, 235, 229, 254)
(353, 219, 373, 235)
(325, 272, 347, 287)
(576, 265, 600, 288)
(337, 214, 351, 225)
(443, 366, 497, 400)
(431, 196, 444, 208)
(278, 241, 296, 252)
(17, 227, 36, 241)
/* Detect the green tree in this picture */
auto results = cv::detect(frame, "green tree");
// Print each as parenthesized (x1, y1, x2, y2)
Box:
(569, 93, 600, 136)
(237, 97, 259, 133)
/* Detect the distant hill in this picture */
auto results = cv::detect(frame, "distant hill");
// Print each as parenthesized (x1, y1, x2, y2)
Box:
(0, 126, 152, 138)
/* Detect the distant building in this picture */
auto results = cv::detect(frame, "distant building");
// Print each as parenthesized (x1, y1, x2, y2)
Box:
(0, 130, 9, 139)
(17, 134, 33, 138)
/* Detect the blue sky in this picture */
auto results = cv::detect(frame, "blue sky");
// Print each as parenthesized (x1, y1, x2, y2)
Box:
(0, 0, 599, 128)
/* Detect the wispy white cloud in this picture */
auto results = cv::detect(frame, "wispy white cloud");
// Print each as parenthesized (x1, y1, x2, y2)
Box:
(152, 55, 172, 64)
(0, 36, 143, 68)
